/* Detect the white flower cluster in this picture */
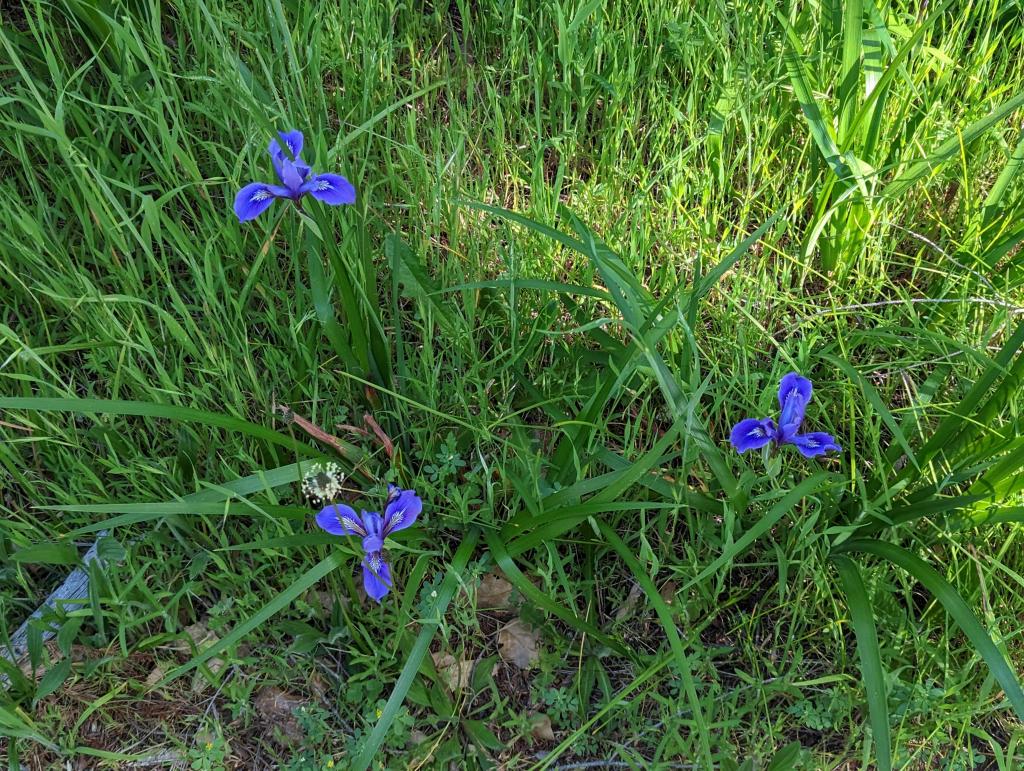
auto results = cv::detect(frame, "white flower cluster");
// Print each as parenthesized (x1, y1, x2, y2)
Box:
(301, 461, 345, 504)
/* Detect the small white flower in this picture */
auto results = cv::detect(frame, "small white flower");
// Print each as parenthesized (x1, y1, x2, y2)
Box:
(302, 462, 345, 503)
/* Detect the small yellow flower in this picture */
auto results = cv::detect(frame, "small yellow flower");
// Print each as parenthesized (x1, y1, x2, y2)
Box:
(375, 707, 383, 719)
(204, 742, 213, 751)
(326, 761, 335, 769)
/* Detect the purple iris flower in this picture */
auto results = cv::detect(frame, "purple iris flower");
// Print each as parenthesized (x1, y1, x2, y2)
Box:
(234, 129, 356, 222)
(730, 372, 841, 458)
(314, 485, 422, 602)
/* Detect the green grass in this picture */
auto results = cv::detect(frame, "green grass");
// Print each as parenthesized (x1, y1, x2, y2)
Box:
(2, 0, 1024, 768)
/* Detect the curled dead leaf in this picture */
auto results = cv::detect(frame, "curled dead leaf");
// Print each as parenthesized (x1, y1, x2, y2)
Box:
(170, 620, 217, 654)
(145, 665, 164, 687)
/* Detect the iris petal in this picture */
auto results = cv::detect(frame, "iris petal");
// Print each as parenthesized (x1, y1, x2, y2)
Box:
(268, 129, 304, 162)
(362, 511, 383, 539)
(730, 417, 776, 453)
(777, 372, 812, 440)
(269, 130, 306, 184)
(234, 182, 285, 222)
(362, 554, 392, 602)
(278, 159, 305, 196)
(789, 432, 841, 458)
(314, 503, 366, 536)
(383, 489, 422, 536)
(300, 173, 356, 206)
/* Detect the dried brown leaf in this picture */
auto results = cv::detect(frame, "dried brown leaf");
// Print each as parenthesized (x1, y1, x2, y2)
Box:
(614, 581, 644, 622)
(170, 621, 217, 654)
(253, 686, 308, 746)
(431, 651, 473, 691)
(477, 573, 514, 609)
(497, 619, 541, 669)
(530, 713, 555, 742)
(659, 580, 678, 606)
(145, 666, 164, 687)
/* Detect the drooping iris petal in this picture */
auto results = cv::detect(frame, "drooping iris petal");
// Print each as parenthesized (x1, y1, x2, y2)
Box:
(730, 418, 776, 453)
(789, 432, 841, 458)
(362, 553, 392, 602)
(383, 488, 422, 536)
(278, 158, 305, 196)
(300, 173, 356, 206)
(315, 503, 366, 536)
(777, 372, 812, 440)
(234, 182, 287, 221)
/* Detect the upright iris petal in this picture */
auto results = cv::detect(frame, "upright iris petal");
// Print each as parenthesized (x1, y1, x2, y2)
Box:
(777, 372, 812, 441)
(277, 158, 306, 197)
(360, 511, 385, 553)
(269, 129, 304, 161)
(271, 156, 311, 186)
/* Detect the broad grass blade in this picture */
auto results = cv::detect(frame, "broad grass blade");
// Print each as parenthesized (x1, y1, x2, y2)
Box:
(837, 539, 1024, 721)
(160, 552, 346, 686)
(0, 397, 344, 459)
(832, 555, 891, 771)
(682, 472, 835, 592)
(351, 530, 479, 771)
(884, 90, 1024, 198)
(598, 522, 712, 768)
(484, 530, 631, 657)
